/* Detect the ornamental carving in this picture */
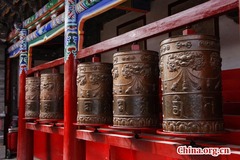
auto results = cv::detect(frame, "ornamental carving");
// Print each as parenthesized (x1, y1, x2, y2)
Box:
(167, 51, 205, 72)
(77, 75, 87, 86)
(113, 51, 159, 128)
(113, 117, 158, 128)
(40, 73, 63, 120)
(162, 120, 224, 133)
(199, 40, 219, 49)
(122, 64, 151, 79)
(25, 77, 40, 118)
(112, 67, 119, 79)
(117, 99, 126, 113)
(160, 35, 224, 134)
(172, 95, 183, 117)
(141, 54, 156, 62)
(176, 41, 192, 49)
(89, 74, 108, 85)
(77, 63, 113, 125)
(160, 45, 170, 54)
(39, 113, 63, 119)
(121, 55, 135, 61)
(77, 116, 112, 125)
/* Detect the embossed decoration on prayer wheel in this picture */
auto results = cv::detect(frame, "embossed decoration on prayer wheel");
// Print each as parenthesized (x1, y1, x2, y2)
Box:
(40, 73, 63, 119)
(160, 35, 224, 133)
(112, 50, 159, 128)
(77, 63, 113, 125)
(25, 77, 40, 119)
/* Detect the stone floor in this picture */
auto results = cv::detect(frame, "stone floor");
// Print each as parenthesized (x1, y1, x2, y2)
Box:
(0, 140, 17, 160)
(0, 145, 17, 160)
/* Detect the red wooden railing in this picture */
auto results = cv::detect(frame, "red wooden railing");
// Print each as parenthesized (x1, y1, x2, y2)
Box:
(22, 0, 240, 159)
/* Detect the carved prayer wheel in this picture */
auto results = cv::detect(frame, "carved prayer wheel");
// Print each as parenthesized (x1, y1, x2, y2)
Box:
(112, 50, 159, 128)
(25, 77, 40, 119)
(160, 35, 224, 133)
(77, 63, 113, 125)
(40, 73, 63, 119)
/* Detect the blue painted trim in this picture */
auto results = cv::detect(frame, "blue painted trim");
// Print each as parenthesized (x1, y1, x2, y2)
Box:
(9, 48, 20, 58)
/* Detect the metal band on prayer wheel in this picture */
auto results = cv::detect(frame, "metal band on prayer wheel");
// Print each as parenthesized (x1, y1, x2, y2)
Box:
(112, 50, 159, 128)
(25, 77, 40, 118)
(160, 35, 224, 133)
(40, 73, 63, 119)
(77, 63, 113, 125)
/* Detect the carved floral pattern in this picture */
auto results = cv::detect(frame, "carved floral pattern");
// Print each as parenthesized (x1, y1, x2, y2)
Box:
(122, 64, 151, 79)
(77, 75, 87, 85)
(113, 117, 158, 127)
(112, 67, 119, 79)
(77, 116, 112, 124)
(163, 120, 224, 133)
(167, 52, 205, 72)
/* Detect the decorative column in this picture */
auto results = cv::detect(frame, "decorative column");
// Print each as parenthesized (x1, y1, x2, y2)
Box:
(17, 29, 33, 160)
(64, 0, 80, 159)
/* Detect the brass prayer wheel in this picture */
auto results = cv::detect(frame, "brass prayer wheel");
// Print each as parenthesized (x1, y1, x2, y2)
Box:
(160, 35, 224, 133)
(40, 73, 63, 119)
(77, 63, 113, 125)
(112, 50, 159, 128)
(25, 77, 40, 119)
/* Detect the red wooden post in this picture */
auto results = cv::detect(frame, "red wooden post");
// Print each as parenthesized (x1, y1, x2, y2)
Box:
(64, 0, 82, 159)
(17, 29, 33, 160)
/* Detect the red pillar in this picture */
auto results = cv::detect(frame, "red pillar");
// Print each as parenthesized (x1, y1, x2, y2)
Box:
(64, 0, 82, 159)
(17, 29, 33, 160)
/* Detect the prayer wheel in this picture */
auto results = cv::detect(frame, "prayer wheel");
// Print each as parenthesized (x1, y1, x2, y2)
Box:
(112, 50, 159, 128)
(77, 63, 113, 125)
(25, 77, 40, 119)
(40, 73, 63, 119)
(160, 35, 224, 133)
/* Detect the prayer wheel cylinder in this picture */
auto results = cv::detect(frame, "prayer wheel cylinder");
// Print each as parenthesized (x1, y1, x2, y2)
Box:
(112, 50, 159, 128)
(160, 35, 224, 133)
(77, 63, 113, 125)
(40, 73, 63, 119)
(25, 77, 40, 118)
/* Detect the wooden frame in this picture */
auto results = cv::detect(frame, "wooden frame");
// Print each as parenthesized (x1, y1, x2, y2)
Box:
(116, 15, 146, 51)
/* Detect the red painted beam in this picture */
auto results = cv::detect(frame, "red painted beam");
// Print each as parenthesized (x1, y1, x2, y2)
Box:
(76, 130, 184, 159)
(77, 0, 238, 59)
(27, 57, 64, 75)
(76, 129, 240, 159)
(26, 123, 64, 135)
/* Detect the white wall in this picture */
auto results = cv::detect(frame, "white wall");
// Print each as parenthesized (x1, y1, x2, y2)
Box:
(101, 1, 240, 70)
(219, 16, 240, 70)
(101, 0, 175, 63)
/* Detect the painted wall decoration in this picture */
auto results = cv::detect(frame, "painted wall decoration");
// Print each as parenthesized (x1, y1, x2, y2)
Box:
(75, 0, 102, 14)
(64, 0, 78, 62)
(19, 29, 28, 75)
(27, 13, 65, 42)
(23, 0, 63, 27)
(8, 41, 21, 55)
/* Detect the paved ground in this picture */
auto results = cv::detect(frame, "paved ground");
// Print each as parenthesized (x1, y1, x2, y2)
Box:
(0, 144, 17, 160)
(0, 138, 16, 160)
